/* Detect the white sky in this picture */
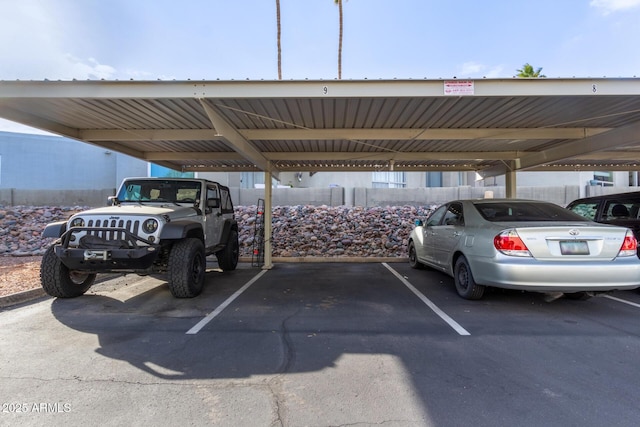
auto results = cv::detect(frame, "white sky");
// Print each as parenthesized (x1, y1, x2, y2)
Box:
(1, 0, 640, 133)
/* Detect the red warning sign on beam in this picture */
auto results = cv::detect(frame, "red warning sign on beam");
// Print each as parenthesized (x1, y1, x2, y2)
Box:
(443, 80, 474, 95)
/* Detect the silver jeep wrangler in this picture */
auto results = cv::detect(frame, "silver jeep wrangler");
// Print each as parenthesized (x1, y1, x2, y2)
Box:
(40, 177, 239, 298)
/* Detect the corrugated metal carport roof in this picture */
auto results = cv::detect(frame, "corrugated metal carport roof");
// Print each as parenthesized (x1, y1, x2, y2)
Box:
(1, 78, 640, 180)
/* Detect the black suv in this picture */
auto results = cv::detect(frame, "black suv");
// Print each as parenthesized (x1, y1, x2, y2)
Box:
(566, 191, 640, 255)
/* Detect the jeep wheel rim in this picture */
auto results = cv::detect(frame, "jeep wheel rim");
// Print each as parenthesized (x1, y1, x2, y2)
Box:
(69, 271, 91, 284)
(191, 255, 204, 282)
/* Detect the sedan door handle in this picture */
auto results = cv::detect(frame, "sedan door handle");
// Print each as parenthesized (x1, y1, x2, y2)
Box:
(453, 231, 462, 237)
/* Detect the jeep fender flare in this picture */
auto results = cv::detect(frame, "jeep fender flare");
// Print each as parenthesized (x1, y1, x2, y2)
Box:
(43, 221, 68, 238)
(220, 219, 238, 245)
(160, 221, 204, 241)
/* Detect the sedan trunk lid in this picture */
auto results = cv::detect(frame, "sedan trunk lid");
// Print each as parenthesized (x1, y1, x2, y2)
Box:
(512, 225, 629, 260)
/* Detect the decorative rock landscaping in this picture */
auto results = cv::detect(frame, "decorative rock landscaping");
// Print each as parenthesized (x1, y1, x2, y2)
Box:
(0, 204, 437, 258)
(0, 206, 85, 257)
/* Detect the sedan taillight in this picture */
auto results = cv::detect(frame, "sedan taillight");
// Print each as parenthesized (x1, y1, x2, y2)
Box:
(494, 229, 531, 257)
(618, 230, 638, 257)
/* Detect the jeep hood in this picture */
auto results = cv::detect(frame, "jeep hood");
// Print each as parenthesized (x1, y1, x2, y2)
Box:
(71, 204, 199, 220)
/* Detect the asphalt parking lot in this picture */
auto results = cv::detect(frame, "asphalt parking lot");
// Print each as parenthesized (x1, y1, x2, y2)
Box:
(2, 261, 640, 426)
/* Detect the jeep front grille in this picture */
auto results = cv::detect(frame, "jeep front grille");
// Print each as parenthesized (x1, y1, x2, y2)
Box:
(86, 218, 141, 240)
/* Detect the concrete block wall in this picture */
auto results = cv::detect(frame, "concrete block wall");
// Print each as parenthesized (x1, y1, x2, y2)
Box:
(0, 184, 608, 208)
(352, 185, 580, 207)
(234, 187, 344, 207)
(509, 186, 581, 207)
(0, 188, 116, 207)
(584, 186, 640, 198)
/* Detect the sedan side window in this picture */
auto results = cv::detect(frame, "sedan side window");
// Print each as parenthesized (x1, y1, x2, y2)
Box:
(443, 203, 464, 226)
(426, 205, 447, 226)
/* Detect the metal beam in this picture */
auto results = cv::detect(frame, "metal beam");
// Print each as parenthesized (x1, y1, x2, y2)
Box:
(528, 164, 640, 171)
(145, 151, 244, 161)
(478, 121, 640, 179)
(517, 121, 640, 170)
(179, 162, 640, 173)
(3, 78, 640, 99)
(142, 151, 520, 162)
(263, 169, 273, 270)
(80, 129, 223, 141)
(180, 164, 480, 172)
(78, 128, 611, 142)
(573, 151, 640, 160)
(505, 161, 517, 198)
(272, 165, 480, 172)
(199, 99, 279, 179)
(266, 151, 519, 161)
(181, 165, 262, 172)
(0, 106, 79, 138)
(178, 151, 516, 162)
(78, 140, 148, 160)
(240, 128, 610, 141)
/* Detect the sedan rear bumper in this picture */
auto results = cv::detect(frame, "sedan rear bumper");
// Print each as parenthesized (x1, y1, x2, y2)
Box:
(468, 255, 640, 292)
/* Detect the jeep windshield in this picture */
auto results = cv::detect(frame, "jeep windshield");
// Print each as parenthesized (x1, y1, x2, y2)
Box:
(117, 180, 201, 204)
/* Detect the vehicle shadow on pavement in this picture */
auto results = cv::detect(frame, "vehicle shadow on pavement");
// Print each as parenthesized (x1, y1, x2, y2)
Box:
(49, 263, 463, 381)
(47, 262, 640, 427)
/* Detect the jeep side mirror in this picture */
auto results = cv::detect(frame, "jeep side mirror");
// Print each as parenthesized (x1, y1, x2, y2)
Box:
(107, 195, 120, 206)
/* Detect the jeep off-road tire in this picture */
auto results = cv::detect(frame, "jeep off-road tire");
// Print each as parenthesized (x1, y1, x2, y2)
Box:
(40, 246, 96, 298)
(216, 229, 239, 271)
(167, 238, 206, 298)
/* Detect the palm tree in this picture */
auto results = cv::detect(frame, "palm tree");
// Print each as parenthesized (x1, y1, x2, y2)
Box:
(516, 63, 546, 78)
(276, 0, 282, 79)
(334, 0, 343, 79)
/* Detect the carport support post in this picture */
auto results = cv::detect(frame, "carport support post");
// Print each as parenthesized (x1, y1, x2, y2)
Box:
(505, 162, 517, 199)
(263, 169, 273, 269)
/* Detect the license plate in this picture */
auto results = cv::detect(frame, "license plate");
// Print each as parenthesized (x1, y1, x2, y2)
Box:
(560, 240, 589, 255)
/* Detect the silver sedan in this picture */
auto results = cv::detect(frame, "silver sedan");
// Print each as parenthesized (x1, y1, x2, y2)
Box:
(408, 199, 640, 300)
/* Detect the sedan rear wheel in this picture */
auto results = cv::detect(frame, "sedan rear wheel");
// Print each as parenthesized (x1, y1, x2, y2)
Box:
(454, 256, 485, 300)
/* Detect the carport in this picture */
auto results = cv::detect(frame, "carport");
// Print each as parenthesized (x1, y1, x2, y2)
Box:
(2, 77, 640, 268)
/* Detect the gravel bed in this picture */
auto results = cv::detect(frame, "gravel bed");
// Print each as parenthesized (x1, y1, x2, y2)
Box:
(0, 204, 437, 259)
(0, 204, 437, 298)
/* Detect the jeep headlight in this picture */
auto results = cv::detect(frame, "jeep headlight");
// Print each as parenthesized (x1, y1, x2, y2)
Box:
(142, 218, 159, 234)
(70, 217, 85, 228)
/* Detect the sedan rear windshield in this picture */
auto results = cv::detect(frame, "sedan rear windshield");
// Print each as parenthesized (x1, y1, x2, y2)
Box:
(474, 202, 588, 222)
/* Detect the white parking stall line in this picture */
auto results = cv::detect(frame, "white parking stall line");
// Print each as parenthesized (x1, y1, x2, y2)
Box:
(602, 294, 640, 309)
(382, 263, 471, 336)
(186, 269, 269, 335)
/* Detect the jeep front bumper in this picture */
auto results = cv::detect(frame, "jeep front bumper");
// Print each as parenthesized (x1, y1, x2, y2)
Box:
(54, 226, 162, 272)
(54, 246, 161, 271)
